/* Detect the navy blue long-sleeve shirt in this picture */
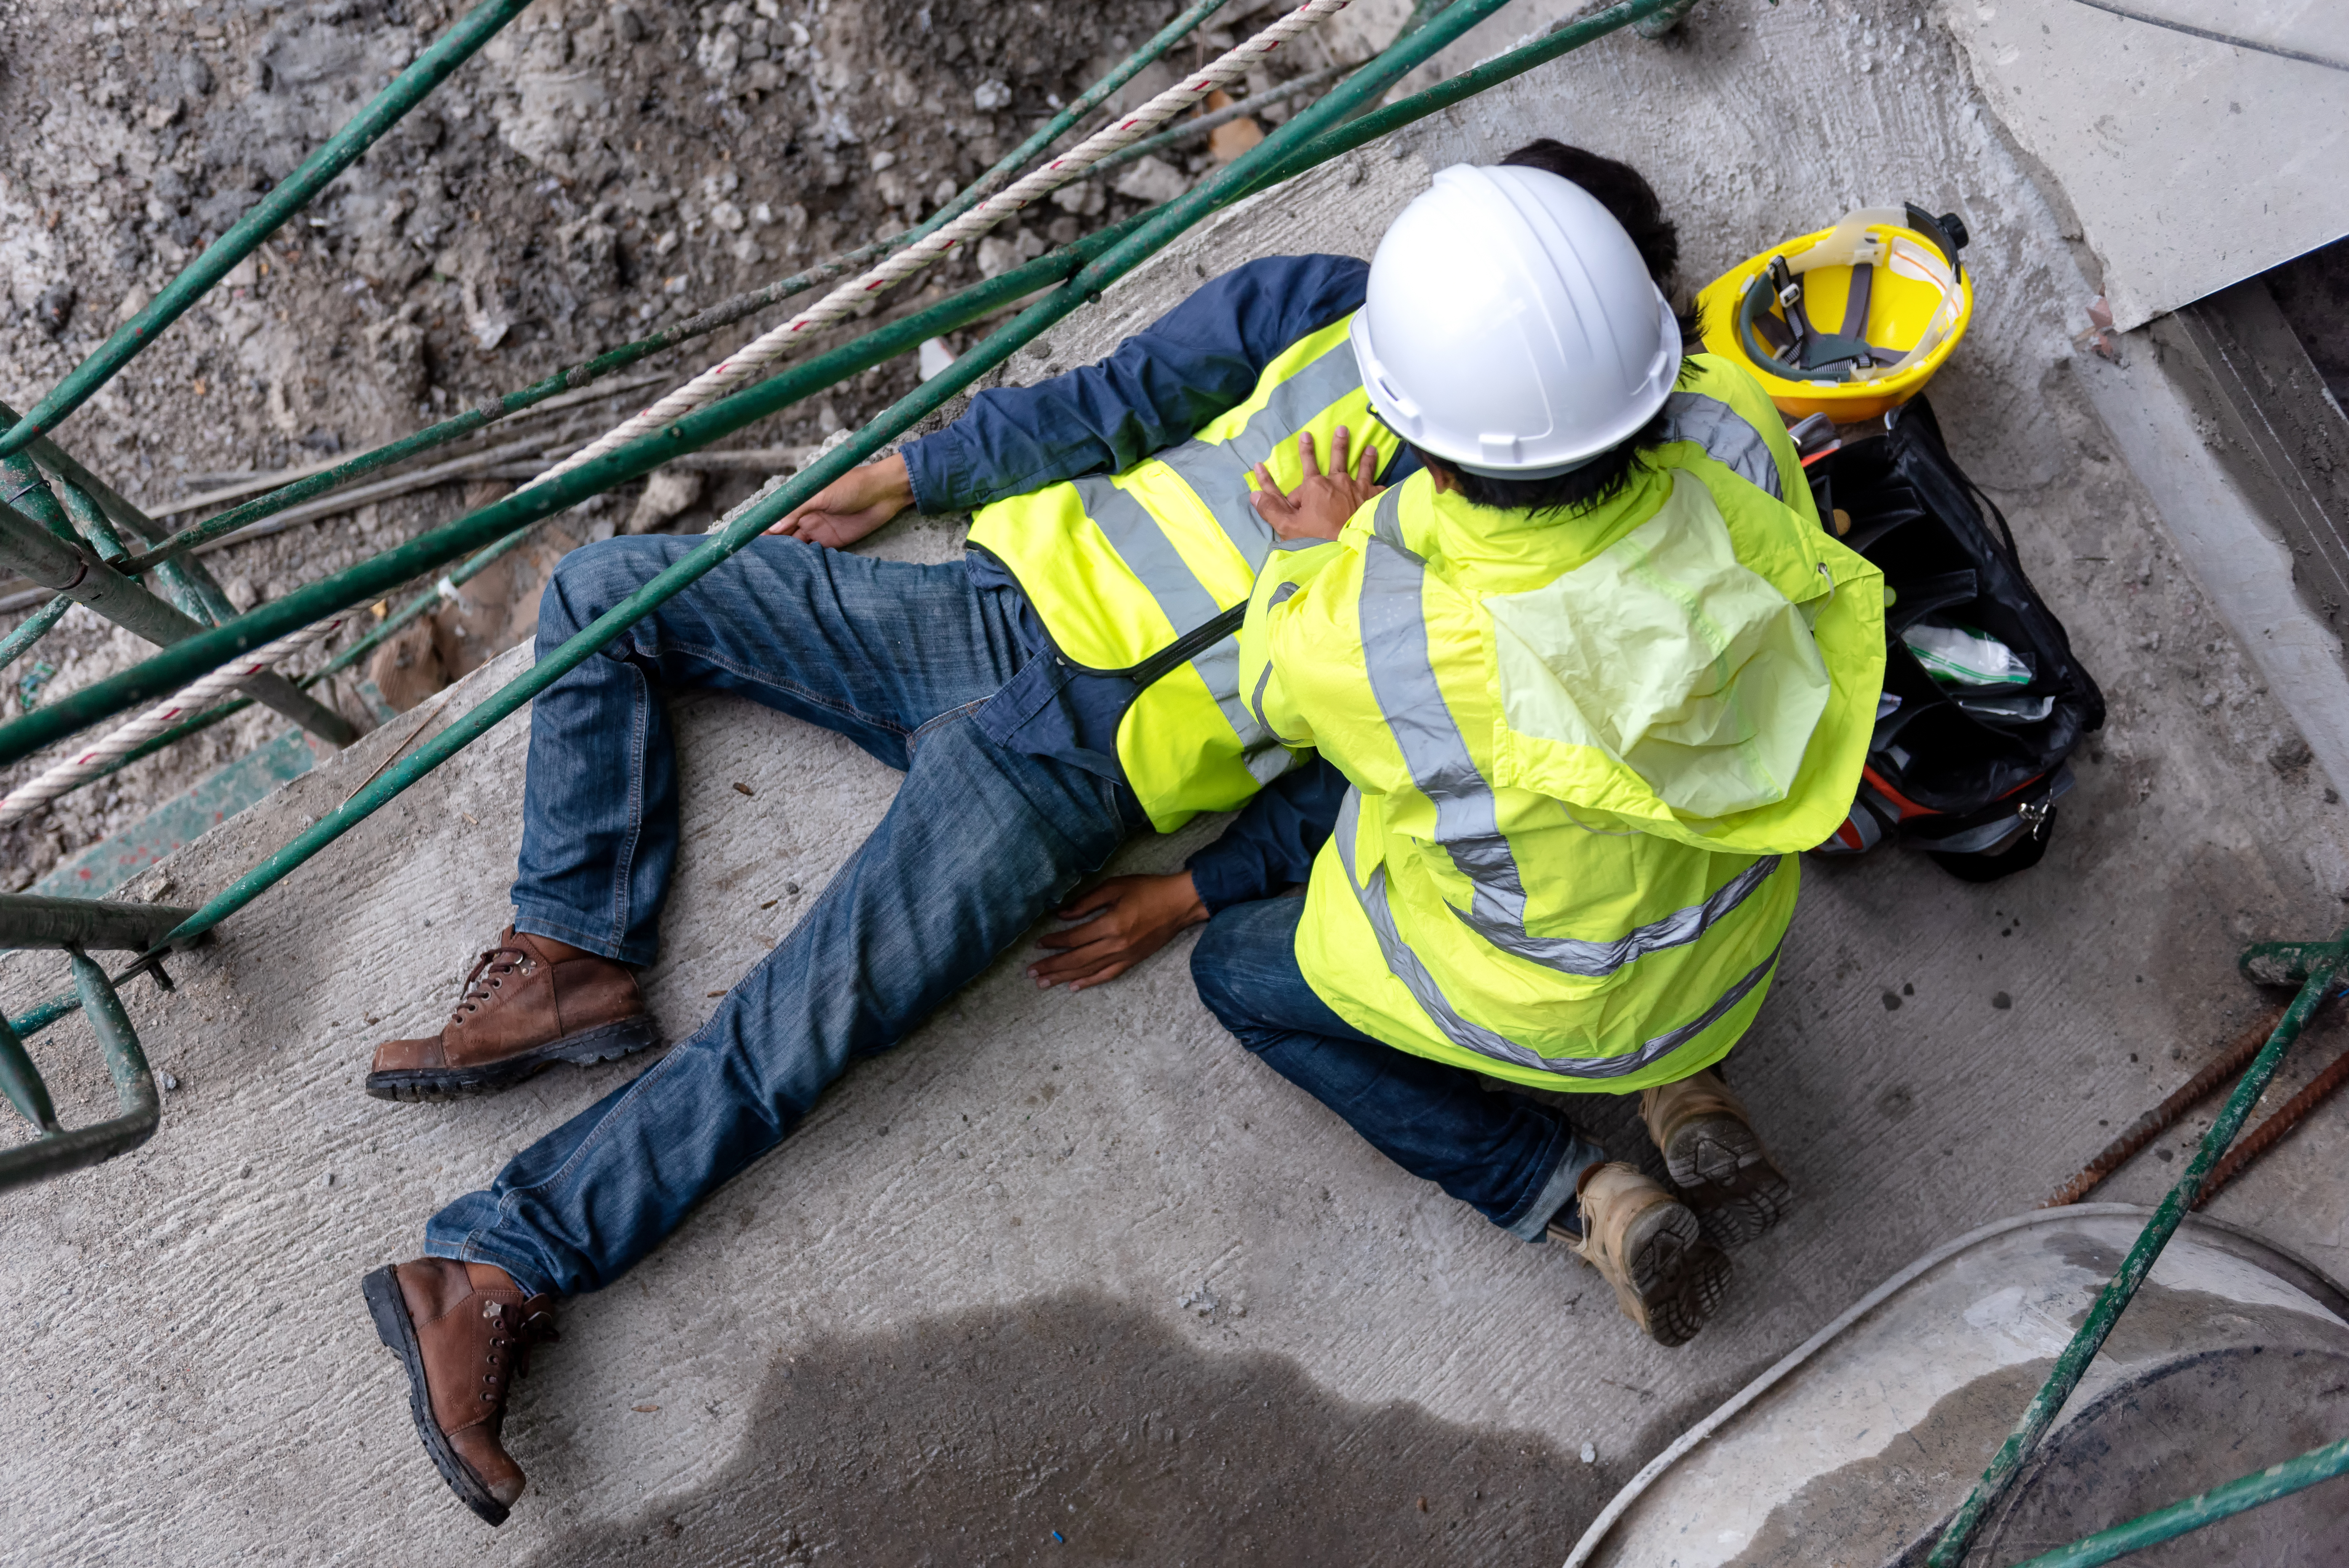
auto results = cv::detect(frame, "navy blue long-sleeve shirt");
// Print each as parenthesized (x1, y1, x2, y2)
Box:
(898, 254, 1385, 910)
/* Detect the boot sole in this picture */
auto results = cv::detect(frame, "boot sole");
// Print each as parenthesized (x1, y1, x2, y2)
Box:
(1663, 1113, 1792, 1250)
(361, 1265, 511, 1527)
(365, 1017, 659, 1102)
(1614, 1198, 1733, 1349)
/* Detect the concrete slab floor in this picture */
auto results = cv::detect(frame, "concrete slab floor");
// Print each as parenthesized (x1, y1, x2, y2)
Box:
(7, 2, 2349, 1564)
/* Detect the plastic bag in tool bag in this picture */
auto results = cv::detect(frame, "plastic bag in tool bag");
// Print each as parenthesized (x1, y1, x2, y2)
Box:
(1805, 394, 2105, 882)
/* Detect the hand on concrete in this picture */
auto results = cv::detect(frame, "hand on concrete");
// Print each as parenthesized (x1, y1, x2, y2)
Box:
(767, 453, 914, 548)
(1250, 426, 1384, 543)
(1029, 871, 1209, 993)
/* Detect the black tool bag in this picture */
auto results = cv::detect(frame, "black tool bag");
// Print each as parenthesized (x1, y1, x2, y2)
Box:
(1808, 396, 2105, 882)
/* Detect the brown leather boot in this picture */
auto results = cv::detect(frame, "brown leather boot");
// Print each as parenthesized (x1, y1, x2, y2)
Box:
(1555, 1162, 1731, 1347)
(1638, 1068, 1791, 1249)
(361, 1257, 558, 1525)
(366, 927, 656, 1101)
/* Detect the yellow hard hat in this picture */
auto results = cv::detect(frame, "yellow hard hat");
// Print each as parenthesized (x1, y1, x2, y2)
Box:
(1696, 205, 1973, 422)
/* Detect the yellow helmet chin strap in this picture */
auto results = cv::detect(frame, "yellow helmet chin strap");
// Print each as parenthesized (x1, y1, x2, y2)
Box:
(1735, 204, 1969, 385)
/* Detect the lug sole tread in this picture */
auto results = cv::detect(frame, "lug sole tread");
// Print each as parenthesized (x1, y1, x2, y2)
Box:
(1664, 1114, 1792, 1250)
(361, 1266, 510, 1527)
(366, 1017, 658, 1103)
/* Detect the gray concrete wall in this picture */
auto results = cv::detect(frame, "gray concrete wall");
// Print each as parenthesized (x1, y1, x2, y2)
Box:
(8, 3, 2349, 1563)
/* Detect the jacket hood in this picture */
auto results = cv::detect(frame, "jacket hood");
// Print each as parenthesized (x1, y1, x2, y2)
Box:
(1478, 468, 1881, 852)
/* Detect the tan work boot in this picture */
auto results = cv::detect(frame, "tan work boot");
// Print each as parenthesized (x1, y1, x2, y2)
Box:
(1639, 1068, 1791, 1249)
(361, 1257, 559, 1525)
(367, 927, 656, 1101)
(1554, 1162, 1730, 1347)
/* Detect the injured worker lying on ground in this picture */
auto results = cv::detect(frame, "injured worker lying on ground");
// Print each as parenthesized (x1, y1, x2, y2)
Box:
(356, 141, 1886, 1525)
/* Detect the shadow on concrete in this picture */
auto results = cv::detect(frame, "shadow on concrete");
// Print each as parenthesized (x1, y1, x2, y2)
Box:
(522, 1290, 1603, 1567)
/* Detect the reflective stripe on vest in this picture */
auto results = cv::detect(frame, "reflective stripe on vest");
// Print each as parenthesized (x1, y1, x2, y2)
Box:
(1659, 391, 1781, 500)
(1354, 514, 1782, 979)
(1153, 337, 1369, 563)
(1330, 788, 1784, 1077)
(1073, 474, 1284, 778)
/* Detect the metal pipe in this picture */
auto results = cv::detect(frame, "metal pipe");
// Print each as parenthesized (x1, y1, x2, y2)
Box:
(0, 0, 537, 463)
(0, 595, 71, 672)
(0, 953, 161, 1194)
(55, 472, 135, 567)
(0, 1012, 59, 1131)
(1, 455, 74, 544)
(131, 0, 1668, 964)
(0, 894, 201, 952)
(0, 397, 297, 647)
(243, 212, 1160, 699)
(0, 498, 356, 749)
(2008, 1433, 2349, 1568)
(1926, 929, 2349, 1566)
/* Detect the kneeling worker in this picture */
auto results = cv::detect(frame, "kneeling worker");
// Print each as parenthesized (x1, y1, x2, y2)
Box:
(1203, 161, 1886, 1344)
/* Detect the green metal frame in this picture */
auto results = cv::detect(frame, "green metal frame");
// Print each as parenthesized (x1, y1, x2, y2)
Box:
(0, 896, 195, 1193)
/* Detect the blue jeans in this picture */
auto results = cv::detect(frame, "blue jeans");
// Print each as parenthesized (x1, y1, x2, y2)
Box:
(427, 535, 1146, 1297)
(1191, 897, 1605, 1241)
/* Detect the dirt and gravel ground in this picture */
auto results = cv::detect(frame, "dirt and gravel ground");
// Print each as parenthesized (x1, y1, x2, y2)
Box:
(0, 0, 1370, 887)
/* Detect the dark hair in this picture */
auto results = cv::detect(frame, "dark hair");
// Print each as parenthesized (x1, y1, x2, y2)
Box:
(1412, 141, 1694, 517)
(1410, 400, 1672, 517)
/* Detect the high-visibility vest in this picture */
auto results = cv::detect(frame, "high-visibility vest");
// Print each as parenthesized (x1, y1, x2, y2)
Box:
(967, 316, 1379, 832)
(1239, 356, 1887, 1093)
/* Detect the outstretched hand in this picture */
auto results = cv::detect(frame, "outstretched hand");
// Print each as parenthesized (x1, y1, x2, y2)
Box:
(766, 453, 915, 548)
(1249, 425, 1384, 543)
(1028, 872, 1209, 993)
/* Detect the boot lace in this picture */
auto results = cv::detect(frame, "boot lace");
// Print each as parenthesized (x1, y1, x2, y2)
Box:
(450, 945, 531, 1025)
(477, 1298, 562, 1407)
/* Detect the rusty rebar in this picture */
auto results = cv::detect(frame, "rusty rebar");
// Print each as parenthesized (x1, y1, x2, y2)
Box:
(2041, 1005, 2285, 1206)
(2194, 1040, 2349, 1208)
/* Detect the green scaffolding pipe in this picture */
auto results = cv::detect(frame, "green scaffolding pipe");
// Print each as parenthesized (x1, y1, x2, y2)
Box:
(0, 0, 534, 463)
(1926, 928, 2349, 1566)
(2, 455, 73, 543)
(0, 0, 1679, 1048)
(2011, 1434, 2349, 1568)
(311, 202, 1160, 689)
(122, 0, 1233, 576)
(56, 473, 134, 568)
(0, 235, 1133, 768)
(0, 595, 72, 672)
(1, 0, 1644, 768)
(5, 207, 1160, 826)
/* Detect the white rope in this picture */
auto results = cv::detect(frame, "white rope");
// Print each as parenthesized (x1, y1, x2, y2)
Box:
(0, 615, 350, 826)
(528, 0, 1354, 493)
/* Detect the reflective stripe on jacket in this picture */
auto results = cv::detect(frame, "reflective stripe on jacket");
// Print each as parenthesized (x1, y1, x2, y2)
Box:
(968, 315, 1384, 832)
(1238, 356, 1887, 1092)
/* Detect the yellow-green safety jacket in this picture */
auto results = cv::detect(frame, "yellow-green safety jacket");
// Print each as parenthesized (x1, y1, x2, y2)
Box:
(1238, 356, 1887, 1092)
(967, 315, 1378, 832)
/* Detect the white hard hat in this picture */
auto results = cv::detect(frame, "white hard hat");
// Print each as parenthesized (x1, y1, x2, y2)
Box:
(1351, 164, 1681, 479)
